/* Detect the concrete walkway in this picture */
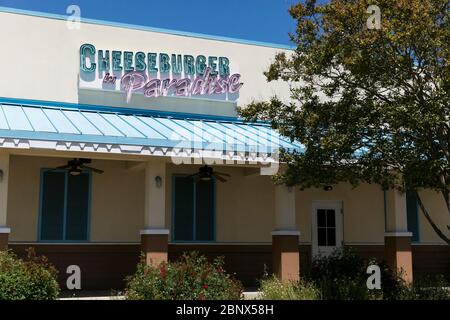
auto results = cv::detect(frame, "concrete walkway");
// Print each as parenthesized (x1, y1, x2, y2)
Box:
(59, 291, 261, 300)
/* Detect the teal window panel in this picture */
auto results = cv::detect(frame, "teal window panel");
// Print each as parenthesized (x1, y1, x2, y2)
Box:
(39, 170, 90, 242)
(195, 179, 215, 241)
(406, 191, 420, 242)
(65, 173, 90, 241)
(40, 171, 66, 241)
(173, 176, 195, 241)
(172, 176, 215, 242)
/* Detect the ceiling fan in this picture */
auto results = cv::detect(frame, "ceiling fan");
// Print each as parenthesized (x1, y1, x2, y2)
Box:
(189, 165, 230, 182)
(56, 158, 104, 176)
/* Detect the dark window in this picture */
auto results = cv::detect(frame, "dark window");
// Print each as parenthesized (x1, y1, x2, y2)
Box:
(195, 180, 215, 241)
(173, 177, 194, 241)
(317, 209, 337, 246)
(318, 228, 327, 246)
(317, 209, 326, 227)
(406, 191, 420, 242)
(40, 171, 65, 240)
(173, 176, 215, 242)
(40, 170, 90, 241)
(66, 174, 90, 241)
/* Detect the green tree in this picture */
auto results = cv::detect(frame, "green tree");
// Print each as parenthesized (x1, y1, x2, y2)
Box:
(239, 0, 450, 243)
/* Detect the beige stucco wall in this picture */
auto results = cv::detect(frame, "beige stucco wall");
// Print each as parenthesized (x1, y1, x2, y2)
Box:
(0, 11, 291, 117)
(417, 190, 450, 244)
(295, 183, 386, 244)
(7, 155, 145, 242)
(6, 156, 449, 244)
(166, 164, 275, 243)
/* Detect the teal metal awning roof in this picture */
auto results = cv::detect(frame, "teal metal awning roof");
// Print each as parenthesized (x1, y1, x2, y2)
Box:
(0, 99, 302, 154)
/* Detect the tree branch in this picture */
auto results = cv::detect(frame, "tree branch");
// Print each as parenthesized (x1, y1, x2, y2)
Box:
(415, 191, 450, 245)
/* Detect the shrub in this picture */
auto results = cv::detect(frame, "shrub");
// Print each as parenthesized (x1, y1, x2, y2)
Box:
(125, 251, 243, 300)
(397, 275, 450, 300)
(259, 276, 320, 300)
(309, 247, 403, 300)
(0, 248, 60, 300)
(309, 247, 449, 300)
(257, 248, 448, 300)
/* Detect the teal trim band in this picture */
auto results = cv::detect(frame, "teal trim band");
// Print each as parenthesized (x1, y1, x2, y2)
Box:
(0, 6, 295, 50)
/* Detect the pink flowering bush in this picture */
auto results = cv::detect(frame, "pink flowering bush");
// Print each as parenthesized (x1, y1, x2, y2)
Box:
(125, 252, 243, 300)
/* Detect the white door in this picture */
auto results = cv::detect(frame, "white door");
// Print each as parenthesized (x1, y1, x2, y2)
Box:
(312, 201, 343, 257)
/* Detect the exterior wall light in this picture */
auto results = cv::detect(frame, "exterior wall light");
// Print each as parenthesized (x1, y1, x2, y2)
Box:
(0, 169, 3, 182)
(323, 185, 333, 192)
(155, 176, 162, 188)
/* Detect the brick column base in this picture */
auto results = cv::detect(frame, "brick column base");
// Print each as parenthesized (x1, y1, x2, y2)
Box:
(140, 229, 169, 266)
(384, 232, 413, 283)
(0, 227, 10, 251)
(272, 230, 300, 282)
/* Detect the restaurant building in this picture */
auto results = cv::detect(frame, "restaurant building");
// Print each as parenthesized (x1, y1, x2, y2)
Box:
(0, 7, 448, 290)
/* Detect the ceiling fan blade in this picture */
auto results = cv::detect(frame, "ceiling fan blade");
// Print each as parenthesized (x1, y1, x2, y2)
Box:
(213, 174, 227, 183)
(56, 165, 71, 169)
(187, 172, 200, 178)
(80, 165, 104, 174)
(79, 158, 92, 164)
(214, 171, 231, 177)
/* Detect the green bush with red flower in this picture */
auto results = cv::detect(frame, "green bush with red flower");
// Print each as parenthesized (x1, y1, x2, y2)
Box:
(0, 248, 60, 300)
(124, 251, 243, 300)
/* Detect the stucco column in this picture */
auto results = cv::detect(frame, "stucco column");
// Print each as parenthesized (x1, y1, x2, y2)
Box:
(140, 161, 169, 266)
(0, 154, 10, 250)
(272, 185, 300, 282)
(384, 189, 413, 283)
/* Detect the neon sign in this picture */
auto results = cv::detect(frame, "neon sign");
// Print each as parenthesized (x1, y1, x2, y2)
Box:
(79, 44, 243, 102)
